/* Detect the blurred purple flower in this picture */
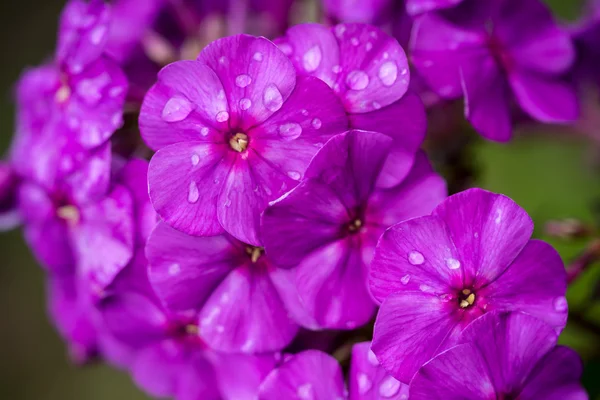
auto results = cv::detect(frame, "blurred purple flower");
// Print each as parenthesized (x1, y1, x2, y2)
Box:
(258, 350, 346, 400)
(0, 162, 20, 230)
(410, 311, 587, 400)
(275, 23, 425, 186)
(349, 342, 408, 400)
(411, 0, 578, 141)
(262, 130, 446, 329)
(571, 0, 600, 89)
(146, 221, 303, 353)
(140, 34, 348, 245)
(369, 188, 568, 383)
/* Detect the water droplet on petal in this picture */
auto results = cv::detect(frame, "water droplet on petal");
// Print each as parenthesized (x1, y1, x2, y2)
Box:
(253, 52, 263, 61)
(216, 111, 229, 122)
(351, 37, 359, 46)
(217, 90, 225, 100)
(357, 373, 372, 394)
(89, 25, 107, 45)
(446, 258, 461, 270)
(334, 24, 346, 38)
(219, 56, 227, 65)
(279, 122, 302, 140)
(301, 109, 309, 116)
(408, 251, 424, 265)
(191, 153, 200, 166)
(366, 42, 373, 51)
(346, 70, 369, 90)
(200, 127, 209, 137)
(400, 274, 410, 285)
(303, 45, 322, 72)
(278, 42, 293, 55)
(162, 96, 193, 122)
(311, 118, 322, 129)
(235, 74, 252, 88)
(379, 376, 401, 398)
(263, 84, 283, 112)
(168, 263, 180, 276)
(554, 296, 568, 312)
(379, 61, 398, 86)
(188, 181, 199, 203)
(332, 65, 342, 74)
(367, 349, 379, 366)
(400, 68, 408, 76)
(287, 171, 301, 180)
(239, 98, 252, 110)
(297, 383, 314, 400)
(373, 101, 381, 110)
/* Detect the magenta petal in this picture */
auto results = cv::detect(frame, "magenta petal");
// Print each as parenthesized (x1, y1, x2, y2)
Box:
(372, 291, 461, 384)
(408, 343, 496, 399)
(518, 347, 587, 400)
(63, 142, 111, 204)
(433, 188, 533, 287)
(406, 0, 464, 15)
(334, 24, 410, 113)
(132, 341, 185, 398)
(461, 55, 512, 142)
(148, 141, 229, 237)
(210, 353, 278, 400)
(176, 354, 220, 400)
(509, 71, 579, 123)
(139, 60, 229, 150)
(74, 184, 134, 295)
(275, 23, 340, 87)
(119, 158, 156, 245)
(349, 342, 408, 400)
(199, 267, 298, 353)
(297, 240, 376, 329)
(269, 268, 319, 329)
(369, 216, 461, 303)
(322, 0, 392, 24)
(146, 222, 236, 312)
(258, 350, 346, 400)
(262, 180, 349, 267)
(197, 35, 297, 130)
(349, 93, 426, 187)
(482, 240, 568, 330)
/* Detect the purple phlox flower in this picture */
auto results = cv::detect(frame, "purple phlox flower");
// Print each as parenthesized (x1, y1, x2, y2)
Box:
(275, 23, 426, 187)
(369, 188, 568, 384)
(101, 256, 277, 399)
(262, 130, 447, 329)
(409, 311, 588, 400)
(349, 342, 409, 400)
(0, 162, 20, 231)
(411, 0, 578, 141)
(570, 0, 600, 89)
(17, 149, 135, 298)
(258, 350, 347, 400)
(140, 34, 348, 245)
(146, 220, 308, 353)
(405, 0, 465, 16)
(321, 0, 395, 24)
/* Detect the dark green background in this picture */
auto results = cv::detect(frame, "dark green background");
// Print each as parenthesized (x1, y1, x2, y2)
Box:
(1, 0, 598, 399)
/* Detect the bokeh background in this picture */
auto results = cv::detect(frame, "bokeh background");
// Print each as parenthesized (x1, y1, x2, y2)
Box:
(1, 0, 599, 399)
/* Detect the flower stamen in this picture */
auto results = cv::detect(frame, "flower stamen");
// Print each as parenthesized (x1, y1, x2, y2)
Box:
(246, 246, 264, 263)
(57, 205, 80, 225)
(230, 132, 249, 152)
(347, 218, 363, 233)
(459, 289, 476, 309)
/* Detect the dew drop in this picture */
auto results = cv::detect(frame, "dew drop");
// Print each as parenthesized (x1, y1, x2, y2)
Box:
(303, 45, 322, 72)
(373, 101, 381, 110)
(278, 42, 293, 55)
(357, 373, 372, 394)
(162, 96, 193, 122)
(109, 86, 124, 98)
(351, 37, 359, 46)
(89, 25, 107, 45)
(367, 349, 379, 366)
(200, 127, 209, 137)
(297, 383, 314, 400)
(235, 74, 252, 88)
(217, 89, 226, 100)
(168, 263, 180, 276)
(334, 24, 346, 38)
(408, 251, 424, 265)
(383, 52, 390, 59)
(216, 111, 230, 122)
(446, 258, 461, 270)
(188, 181, 199, 203)
(311, 118, 322, 129)
(219, 56, 227, 65)
(379, 61, 398, 86)
(400, 68, 408, 76)
(239, 98, 252, 110)
(400, 274, 410, 285)
(287, 171, 301, 180)
(346, 70, 369, 90)
(554, 296, 568, 312)
(332, 65, 342, 74)
(366, 42, 373, 51)
(379, 376, 401, 398)
(191, 153, 200, 166)
(263, 84, 283, 112)
(279, 122, 302, 140)
(301, 109, 309, 117)
(253, 52, 263, 62)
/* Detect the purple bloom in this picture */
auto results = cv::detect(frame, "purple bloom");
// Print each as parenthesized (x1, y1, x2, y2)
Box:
(411, 0, 578, 141)
(369, 188, 568, 383)
(258, 350, 346, 400)
(405, 0, 464, 15)
(140, 34, 348, 245)
(146, 221, 304, 353)
(0, 162, 20, 230)
(409, 311, 587, 400)
(275, 23, 425, 186)
(571, 0, 600, 89)
(262, 130, 446, 329)
(349, 342, 409, 400)
(321, 0, 394, 24)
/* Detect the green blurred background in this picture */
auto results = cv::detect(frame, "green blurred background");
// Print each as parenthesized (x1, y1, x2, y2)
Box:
(0, 0, 598, 399)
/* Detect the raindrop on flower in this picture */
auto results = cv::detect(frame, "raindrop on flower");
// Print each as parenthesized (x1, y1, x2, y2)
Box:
(358, 373, 372, 394)
(239, 98, 252, 110)
(162, 96, 193, 122)
(553, 296, 568, 312)
(311, 118, 322, 129)
(253, 52, 263, 62)
(379, 376, 401, 398)
(303, 45, 322, 72)
(191, 153, 200, 166)
(400, 274, 410, 285)
(278, 42, 293, 55)
(89, 25, 107, 45)
(446, 258, 461, 270)
(279, 123, 302, 140)
(332, 65, 342, 74)
(263, 84, 283, 112)
(188, 181, 199, 203)
(235, 74, 252, 88)
(379, 61, 398, 86)
(287, 171, 301, 180)
(346, 70, 369, 90)
(351, 37, 359, 46)
(216, 111, 230, 122)
(297, 383, 314, 400)
(408, 251, 424, 265)
(200, 127, 209, 137)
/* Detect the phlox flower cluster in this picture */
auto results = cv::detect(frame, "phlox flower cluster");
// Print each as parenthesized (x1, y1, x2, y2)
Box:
(1, 0, 594, 399)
